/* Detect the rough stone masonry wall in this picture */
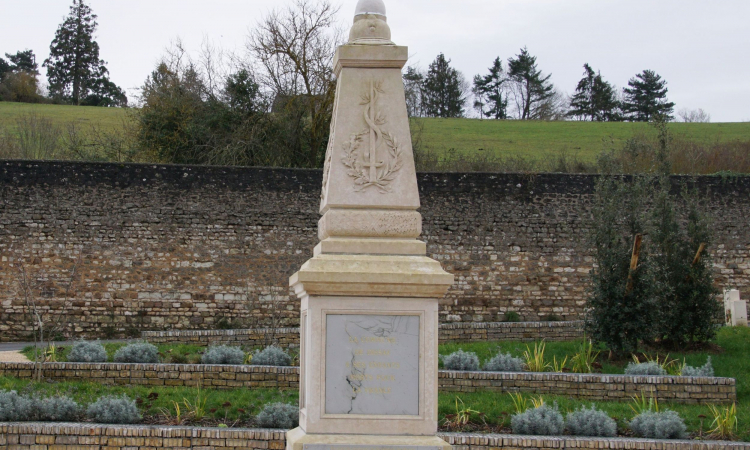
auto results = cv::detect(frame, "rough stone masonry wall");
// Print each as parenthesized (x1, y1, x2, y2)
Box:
(141, 321, 585, 346)
(0, 361, 735, 404)
(1, 161, 749, 340)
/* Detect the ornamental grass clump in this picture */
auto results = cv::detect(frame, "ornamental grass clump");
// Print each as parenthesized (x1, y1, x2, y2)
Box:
(67, 340, 108, 363)
(38, 396, 81, 422)
(86, 395, 141, 424)
(565, 405, 617, 437)
(201, 345, 245, 365)
(0, 390, 34, 421)
(511, 404, 564, 436)
(624, 361, 667, 376)
(681, 357, 714, 377)
(629, 410, 687, 439)
(113, 342, 159, 364)
(256, 402, 299, 429)
(442, 350, 480, 371)
(484, 352, 525, 372)
(251, 346, 292, 366)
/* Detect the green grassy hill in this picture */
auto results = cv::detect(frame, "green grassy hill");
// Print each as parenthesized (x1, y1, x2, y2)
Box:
(419, 118, 750, 161)
(2, 101, 748, 163)
(0, 101, 129, 132)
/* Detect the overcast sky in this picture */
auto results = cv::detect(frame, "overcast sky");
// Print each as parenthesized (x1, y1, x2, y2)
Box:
(2, 0, 749, 122)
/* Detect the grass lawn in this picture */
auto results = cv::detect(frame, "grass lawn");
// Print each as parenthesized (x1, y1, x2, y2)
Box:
(2, 102, 748, 165)
(419, 118, 750, 162)
(0, 101, 130, 133)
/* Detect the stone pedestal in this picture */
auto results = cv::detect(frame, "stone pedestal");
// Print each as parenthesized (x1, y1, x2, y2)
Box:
(288, 1, 454, 449)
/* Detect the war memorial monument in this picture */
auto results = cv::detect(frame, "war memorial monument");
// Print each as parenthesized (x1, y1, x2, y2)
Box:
(288, 0, 455, 448)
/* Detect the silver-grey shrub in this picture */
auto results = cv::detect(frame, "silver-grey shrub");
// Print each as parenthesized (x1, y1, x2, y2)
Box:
(251, 346, 292, 366)
(565, 405, 617, 437)
(68, 341, 108, 363)
(256, 402, 299, 429)
(38, 396, 80, 422)
(624, 361, 667, 376)
(201, 345, 245, 365)
(681, 357, 714, 377)
(511, 404, 564, 436)
(629, 410, 687, 439)
(86, 395, 141, 424)
(484, 352, 525, 372)
(113, 342, 159, 364)
(442, 350, 480, 371)
(0, 390, 34, 421)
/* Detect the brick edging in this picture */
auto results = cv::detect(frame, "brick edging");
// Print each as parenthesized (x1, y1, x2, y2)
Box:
(0, 423, 747, 450)
(0, 362, 735, 404)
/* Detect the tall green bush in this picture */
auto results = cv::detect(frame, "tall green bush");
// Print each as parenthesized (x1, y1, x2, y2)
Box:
(585, 175, 657, 354)
(649, 123, 722, 346)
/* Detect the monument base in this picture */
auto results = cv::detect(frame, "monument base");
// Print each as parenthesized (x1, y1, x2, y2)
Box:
(286, 428, 451, 450)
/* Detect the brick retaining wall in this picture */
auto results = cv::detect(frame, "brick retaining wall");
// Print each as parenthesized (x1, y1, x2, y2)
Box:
(438, 370, 736, 404)
(141, 321, 585, 345)
(0, 362, 735, 404)
(0, 424, 747, 450)
(2, 161, 749, 340)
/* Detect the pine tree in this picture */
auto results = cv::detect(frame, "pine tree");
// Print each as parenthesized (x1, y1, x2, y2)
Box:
(422, 53, 466, 118)
(6, 50, 39, 75)
(568, 64, 621, 121)
(622, 70, 674, 122)
(44, 0, 126, 106)
(507, 48, 554, 120)
(473, 57, 509, 119)
(0, 58, 10, 80)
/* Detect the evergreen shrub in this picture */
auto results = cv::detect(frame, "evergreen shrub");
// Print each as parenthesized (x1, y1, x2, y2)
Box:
(511, 404, 564, 436)
(68, 341, 108, 363)
(113, 342, 159, 364)
(629, 410, 687, 439)
(256, 402, 298, 429)
(251, 346, 292, 366)
(201, 345, 245, 365)
(484, 352, 525, 372)
(86, 395, 141, 424)
(565, 405, 617, 437)
(442, 350, 480, 371)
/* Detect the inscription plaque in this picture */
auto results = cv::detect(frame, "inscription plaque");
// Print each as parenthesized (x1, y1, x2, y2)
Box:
(325, 314, 420, 416)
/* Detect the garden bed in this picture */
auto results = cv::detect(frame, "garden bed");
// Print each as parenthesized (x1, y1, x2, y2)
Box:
(1, 423, 747, 450)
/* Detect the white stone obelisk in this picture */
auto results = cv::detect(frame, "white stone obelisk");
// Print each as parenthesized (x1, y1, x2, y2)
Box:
(287, 1, 454, 449)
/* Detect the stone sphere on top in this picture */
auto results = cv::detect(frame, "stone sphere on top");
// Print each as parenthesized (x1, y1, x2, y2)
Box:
(355, 0, 386, 16)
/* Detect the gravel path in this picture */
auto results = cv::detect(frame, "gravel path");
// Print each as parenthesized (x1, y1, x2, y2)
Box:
(0, 351, 30, 362)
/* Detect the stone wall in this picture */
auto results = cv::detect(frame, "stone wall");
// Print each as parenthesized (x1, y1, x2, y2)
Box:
(141, 321, 585, 346)
(1, 425, 747, 450)
(1, 161, 749, 340)
(0, 361, 735, 404)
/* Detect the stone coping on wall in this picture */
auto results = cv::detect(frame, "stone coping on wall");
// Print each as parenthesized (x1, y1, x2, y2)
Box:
(140, 321, 585, 345)
(0, 423, 748, 450)
(0, 361, 735, 404)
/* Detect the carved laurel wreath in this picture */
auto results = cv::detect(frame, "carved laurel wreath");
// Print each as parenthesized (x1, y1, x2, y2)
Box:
(340, 83, 404, 193)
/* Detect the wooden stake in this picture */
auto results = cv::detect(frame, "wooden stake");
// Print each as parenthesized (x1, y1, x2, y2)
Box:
(692, 243, 706, 266)
(625, 234, 643, 295)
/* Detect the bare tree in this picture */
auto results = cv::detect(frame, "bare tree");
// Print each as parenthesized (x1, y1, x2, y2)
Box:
(247, 0, 341, 168)
(678, 108, 711, 123)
